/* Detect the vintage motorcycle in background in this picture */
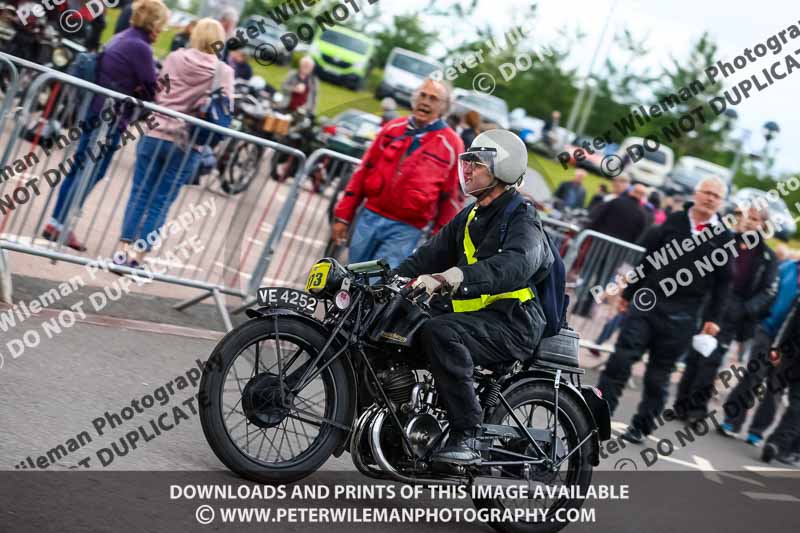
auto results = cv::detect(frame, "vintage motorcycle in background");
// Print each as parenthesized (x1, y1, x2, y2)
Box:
(199, 257, 610, 533)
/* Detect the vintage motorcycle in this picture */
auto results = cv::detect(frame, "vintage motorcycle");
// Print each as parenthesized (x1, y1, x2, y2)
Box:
(199, 258, 610, 533)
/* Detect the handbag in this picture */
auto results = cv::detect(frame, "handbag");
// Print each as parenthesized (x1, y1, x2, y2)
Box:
(189, 61, 232, 147)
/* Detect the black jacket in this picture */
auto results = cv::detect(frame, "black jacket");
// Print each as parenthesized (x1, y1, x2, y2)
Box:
(622, 207, 733, 324)
(396, 190, 554, 344)
(554, 181, 587, 209)
(588, 193, 646, 243)
(736, 235, 779, 317)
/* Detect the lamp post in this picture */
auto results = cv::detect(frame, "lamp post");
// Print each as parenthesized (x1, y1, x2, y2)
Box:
(759, 121, 780, 179)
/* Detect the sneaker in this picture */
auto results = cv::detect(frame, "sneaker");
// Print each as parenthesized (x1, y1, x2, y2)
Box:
(717, 422, 736, 438)
(619, 428, 645, 444)
(775, 452, 800, 467)
(746, 433, 764, 447)
(111, 252, 141, 275)
(42, 223, 87, 252)
(762, 442, 779, 463)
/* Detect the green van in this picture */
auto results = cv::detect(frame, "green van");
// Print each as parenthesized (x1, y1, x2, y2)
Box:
(309, 26, 375, 91)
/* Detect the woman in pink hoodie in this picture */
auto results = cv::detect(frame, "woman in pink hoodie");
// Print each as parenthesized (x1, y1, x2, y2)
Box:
(116, 18, 234, 268)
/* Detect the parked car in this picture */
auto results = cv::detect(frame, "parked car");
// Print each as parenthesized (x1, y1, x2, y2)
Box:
(238, 16, 293, 66)
(617, 136, 674, 187)
(375, 47, 442, 106)
(663, 156, 732, 195)
(309, 26, 374, 90)
(450, 89, 510, 129)
(560, 135, 620, 175)
(318, 109, 382, 159)
(732, 187, 797, 241)
(509, 110, 545, 148)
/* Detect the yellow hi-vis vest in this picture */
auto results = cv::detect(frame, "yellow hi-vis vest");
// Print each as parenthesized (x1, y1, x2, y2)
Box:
(451, 205, 535, 313)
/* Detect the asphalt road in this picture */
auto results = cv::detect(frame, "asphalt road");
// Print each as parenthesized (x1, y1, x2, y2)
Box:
(1, 311, 799, 532)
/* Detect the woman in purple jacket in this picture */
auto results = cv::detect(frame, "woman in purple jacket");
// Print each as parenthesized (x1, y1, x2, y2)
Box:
(43, 0, 169, 251)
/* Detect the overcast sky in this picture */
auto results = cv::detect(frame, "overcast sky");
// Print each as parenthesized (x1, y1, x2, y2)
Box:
(360, 0, 798, 173)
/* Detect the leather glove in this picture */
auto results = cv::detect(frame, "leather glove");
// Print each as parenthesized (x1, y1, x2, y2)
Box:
(433, 267, 464, 294)
(411, 274, 442, 296)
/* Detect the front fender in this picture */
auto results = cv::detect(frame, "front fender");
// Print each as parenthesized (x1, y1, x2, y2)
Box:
(245, 307, 358, 457)
(499, 369, 603, 466)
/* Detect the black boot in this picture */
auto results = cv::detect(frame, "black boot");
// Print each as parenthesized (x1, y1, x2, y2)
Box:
(432, 426, 482, 465)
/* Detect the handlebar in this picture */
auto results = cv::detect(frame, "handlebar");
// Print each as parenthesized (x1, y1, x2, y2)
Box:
(400, 284, 426, 300)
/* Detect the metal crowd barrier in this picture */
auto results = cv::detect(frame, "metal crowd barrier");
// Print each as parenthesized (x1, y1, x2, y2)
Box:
(561, 229, 645, 354)
(229, 148, 361, 313)
(0, 52, 308, 330)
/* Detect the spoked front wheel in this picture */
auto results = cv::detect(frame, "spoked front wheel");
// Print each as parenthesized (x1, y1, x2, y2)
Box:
(199, 316, 351, 484)
(473, 381, 595, 533)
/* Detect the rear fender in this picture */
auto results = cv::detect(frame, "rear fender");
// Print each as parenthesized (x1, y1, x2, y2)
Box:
(498, 369, 602, 466)
(245, 307, 358, 457)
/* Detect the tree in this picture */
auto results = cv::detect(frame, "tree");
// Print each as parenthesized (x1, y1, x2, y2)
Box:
(371, 14, 438, 67)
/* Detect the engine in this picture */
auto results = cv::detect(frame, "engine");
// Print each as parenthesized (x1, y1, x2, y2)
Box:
(352, 365, 445, 478)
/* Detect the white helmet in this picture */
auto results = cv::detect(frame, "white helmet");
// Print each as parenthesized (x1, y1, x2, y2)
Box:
(460, 129, 528, 185)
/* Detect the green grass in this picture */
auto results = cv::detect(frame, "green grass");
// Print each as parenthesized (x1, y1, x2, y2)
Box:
(100, 8, 388, 119)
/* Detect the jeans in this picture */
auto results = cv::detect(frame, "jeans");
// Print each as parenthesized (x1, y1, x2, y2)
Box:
(348, 208, 423, 269)
(120, 136, 200, 249)
(50, 123, 122, 227)
(595, 312, 626, 345)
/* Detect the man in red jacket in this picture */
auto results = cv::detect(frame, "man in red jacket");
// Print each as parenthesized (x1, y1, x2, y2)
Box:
(331, 79, 464, 267)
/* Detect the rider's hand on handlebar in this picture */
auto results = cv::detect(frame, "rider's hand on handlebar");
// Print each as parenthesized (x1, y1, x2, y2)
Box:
(331, 221, 349, 245)
(411, 275, 442, 296)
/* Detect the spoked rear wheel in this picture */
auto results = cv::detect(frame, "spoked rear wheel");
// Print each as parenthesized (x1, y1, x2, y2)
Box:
(473, 381, 595, 533)
(199, 317, 351, 484)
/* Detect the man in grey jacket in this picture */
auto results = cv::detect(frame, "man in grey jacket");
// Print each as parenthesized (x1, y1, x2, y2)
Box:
(280, 56, 319, 115)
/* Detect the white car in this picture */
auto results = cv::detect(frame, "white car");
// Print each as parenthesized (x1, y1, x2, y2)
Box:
(664, 156, 732, 195)
(450, 89, 510, 129)
(617, 137, 674, 187)
(376, 48, 442, 106)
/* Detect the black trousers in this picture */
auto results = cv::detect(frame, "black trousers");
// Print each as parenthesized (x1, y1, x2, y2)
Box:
(722, 328, 781, 434)
(675, 310, 743, 415)
(418, 309, 534, 431)
(596, 301, 696, 435)
(766, 354, 800, 453)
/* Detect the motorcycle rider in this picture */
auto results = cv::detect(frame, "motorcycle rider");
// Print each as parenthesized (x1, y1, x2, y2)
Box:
(395, 129, 554, 465)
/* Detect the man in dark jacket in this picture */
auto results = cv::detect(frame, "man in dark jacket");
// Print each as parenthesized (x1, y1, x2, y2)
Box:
(587, 182, 647, 242)
(761, 299, 800, 464)
(395, 129, 554, 465)
(554, 169, 587, 209)
(597, 176, 733, 441)
(675, 205, 778, 421)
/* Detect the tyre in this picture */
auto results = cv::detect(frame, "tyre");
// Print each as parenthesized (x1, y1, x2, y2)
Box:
(199, 316, 352, 484)
(221, 142, 263, 194)
(473, 381, 595, 533)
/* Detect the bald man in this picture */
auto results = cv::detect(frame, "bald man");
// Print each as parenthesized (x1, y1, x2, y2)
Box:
(332, 79, 465, 267)
(281, 56, 319, 114)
